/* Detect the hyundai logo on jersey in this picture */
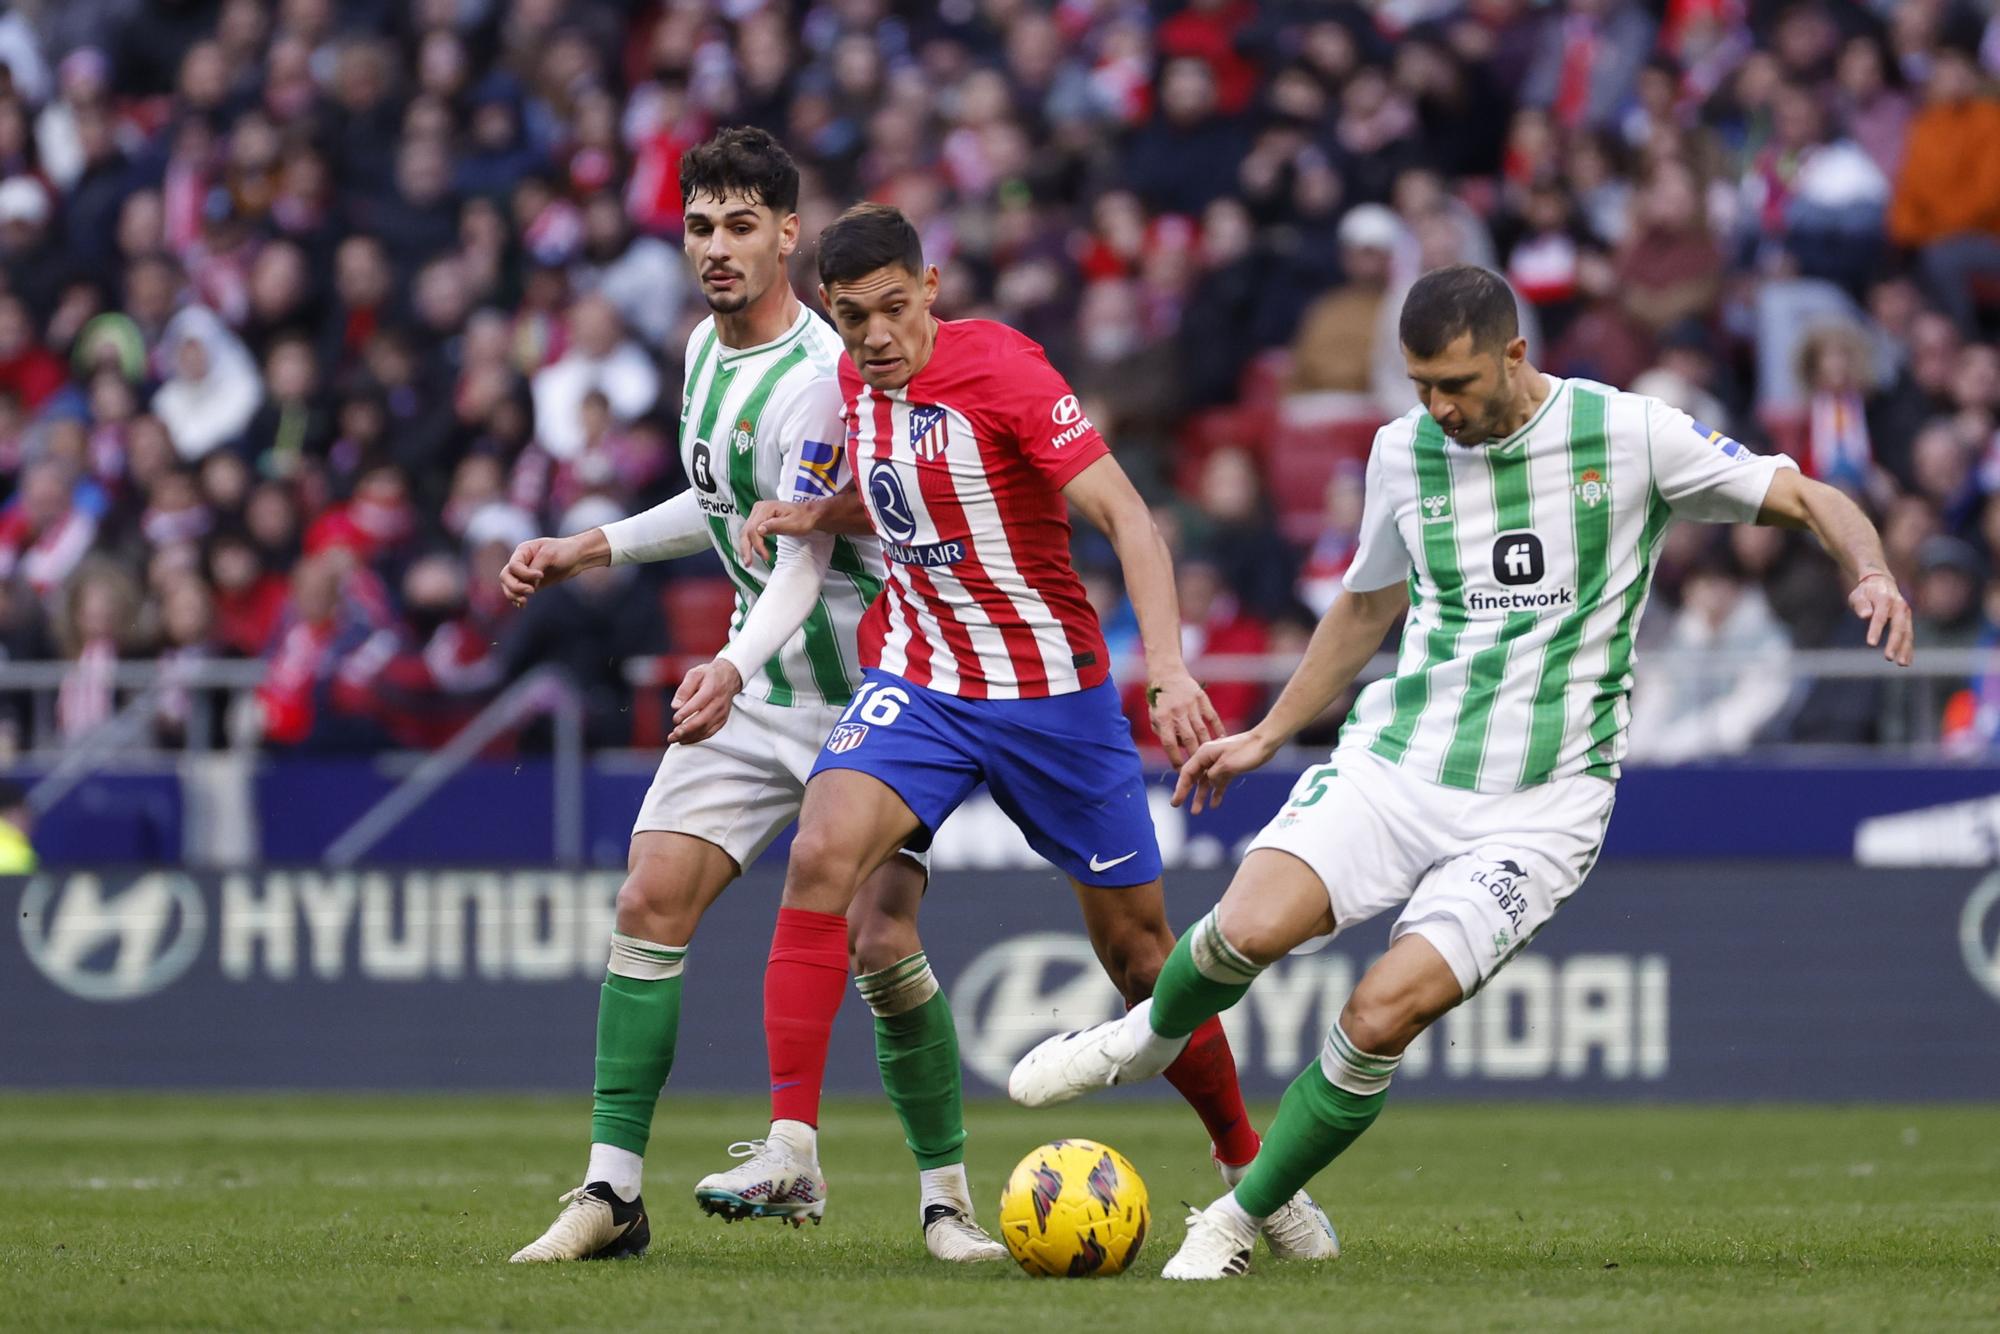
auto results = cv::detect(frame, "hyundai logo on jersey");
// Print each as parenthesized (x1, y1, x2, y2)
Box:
(908, 404, 951, 460)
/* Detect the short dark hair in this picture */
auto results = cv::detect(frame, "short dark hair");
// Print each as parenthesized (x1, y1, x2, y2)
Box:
(679, 125, 799, 215)
(816, 202, 924, 288)
(1399, 264, 1519, 358)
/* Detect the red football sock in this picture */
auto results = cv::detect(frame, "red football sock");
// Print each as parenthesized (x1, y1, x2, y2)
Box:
(1162, 1015, 1262, 1168)
(763, 906, 850, 1127)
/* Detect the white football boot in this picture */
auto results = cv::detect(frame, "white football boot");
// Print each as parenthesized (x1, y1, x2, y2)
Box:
(1006, 1000, 1186, 1108)
(922, 1201, 1009, 1262)
(693, 1138, 828, 1226)
(1160, 1199, 1256, 1281)
(1256, 1188, 1339, 1260)
(509, 1183, 650, 1262)
(1215, 1156, 1339, 1261)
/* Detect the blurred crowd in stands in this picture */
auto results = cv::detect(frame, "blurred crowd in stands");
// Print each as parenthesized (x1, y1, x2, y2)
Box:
(0, 0, 1996, 760)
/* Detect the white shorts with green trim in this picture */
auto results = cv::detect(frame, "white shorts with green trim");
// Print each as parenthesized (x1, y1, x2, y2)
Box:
(632, 692, 840, 869)
(1245, 745, 1615, 995)
(633, 692, 929, 875)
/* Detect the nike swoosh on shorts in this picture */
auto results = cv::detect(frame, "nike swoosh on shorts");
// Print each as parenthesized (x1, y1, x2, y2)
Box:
(1088, 851, 1138, 873)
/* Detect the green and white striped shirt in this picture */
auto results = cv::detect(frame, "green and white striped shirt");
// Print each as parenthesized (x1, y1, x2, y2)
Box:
(1339, 376, 1797, 792)
(680, 307, 884, 708)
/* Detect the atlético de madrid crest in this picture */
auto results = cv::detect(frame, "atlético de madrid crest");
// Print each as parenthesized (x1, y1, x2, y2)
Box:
(1574, 467, 1606, 508)
(908, 405, 950, 461)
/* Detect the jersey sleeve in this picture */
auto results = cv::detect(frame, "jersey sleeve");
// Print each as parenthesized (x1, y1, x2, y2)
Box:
(1342, 422, 1414, 592)
(1647, 399, 1799, 523)
(771, 373, 852, 502)
(993, 343, 1110, 490)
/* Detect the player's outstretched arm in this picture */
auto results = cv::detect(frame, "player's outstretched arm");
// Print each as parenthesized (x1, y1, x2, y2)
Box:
(504, 491, 712, 605)
(737, 485, 873, 566)
(1756, 470, 1914, 666)
(1062, 455, 1222, 765)
(501, 528, 610, 607)
(1175, 581, 1409, 814)
(672, 533, 835, 744)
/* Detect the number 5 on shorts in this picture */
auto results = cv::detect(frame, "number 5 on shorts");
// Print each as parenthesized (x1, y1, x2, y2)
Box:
(1290, 765, 1338, 808)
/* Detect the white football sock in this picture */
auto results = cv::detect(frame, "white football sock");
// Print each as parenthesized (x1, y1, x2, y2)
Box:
(586, 1143, 643, 1202)
(768, 1117, 818, 1163)
(919, 1162, 972, 1210)
(1121, 998, 1189, 1069)
(1215, 1190, 1266, 1233)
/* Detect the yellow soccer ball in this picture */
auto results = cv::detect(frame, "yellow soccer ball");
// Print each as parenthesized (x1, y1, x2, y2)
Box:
(997, 1138, 1149, 1277)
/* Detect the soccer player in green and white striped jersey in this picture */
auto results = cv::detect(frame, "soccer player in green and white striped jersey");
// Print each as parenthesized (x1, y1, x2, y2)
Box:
(507, 128, 1002, 1267)
(1007, 264, 1915, 1280)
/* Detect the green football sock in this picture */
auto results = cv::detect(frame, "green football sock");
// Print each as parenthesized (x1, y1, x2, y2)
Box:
(1234, 1025, 1399, 1218)
(589, 933, 687, 1156)
(858, 953, 967, 1170)
(1149, 908, 1265, 1040)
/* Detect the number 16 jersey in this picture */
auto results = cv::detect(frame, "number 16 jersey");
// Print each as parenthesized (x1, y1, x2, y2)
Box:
(842, 318, 1111, 701)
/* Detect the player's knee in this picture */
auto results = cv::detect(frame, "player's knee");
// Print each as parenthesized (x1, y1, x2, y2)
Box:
(848, 911, 919, 976)
(1336, 993, 1415, 1057)
(1097, 926, 1168, 1002)
(614, 865, 699, 941)
(783, 825, 860, 908)
(1214, 897, 1301, 967)
(1338, 981, 1451, 1057)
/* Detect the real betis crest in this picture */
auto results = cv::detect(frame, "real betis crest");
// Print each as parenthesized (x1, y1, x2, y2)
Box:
(730, 418, 754, 453)
(1574, 467, 1606, 508)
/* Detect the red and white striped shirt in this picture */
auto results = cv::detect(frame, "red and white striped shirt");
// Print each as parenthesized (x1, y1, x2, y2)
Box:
(843, 319, 1110, 699)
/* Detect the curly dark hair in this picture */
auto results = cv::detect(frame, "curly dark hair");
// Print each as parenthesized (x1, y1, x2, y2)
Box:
(678, 125, 800, 215)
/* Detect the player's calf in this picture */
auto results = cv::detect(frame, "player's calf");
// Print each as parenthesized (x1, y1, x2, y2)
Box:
(1338, 934, 1466, 1056)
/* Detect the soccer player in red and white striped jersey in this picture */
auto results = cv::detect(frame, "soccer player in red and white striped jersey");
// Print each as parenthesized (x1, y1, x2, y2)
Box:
(725, 204, 1339, 1261)
(842, 313, 1114, 699)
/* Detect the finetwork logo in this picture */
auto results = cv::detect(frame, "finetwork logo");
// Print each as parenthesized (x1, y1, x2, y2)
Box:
(18, 872, 207, 1002)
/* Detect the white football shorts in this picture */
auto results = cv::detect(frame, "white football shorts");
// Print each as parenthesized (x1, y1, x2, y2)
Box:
(1246, 744, 1616, 995)
(634, 692, 924, 874)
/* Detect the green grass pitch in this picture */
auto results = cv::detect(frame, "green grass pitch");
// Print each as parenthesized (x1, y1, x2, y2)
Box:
(2, 1094, 1996, 1331)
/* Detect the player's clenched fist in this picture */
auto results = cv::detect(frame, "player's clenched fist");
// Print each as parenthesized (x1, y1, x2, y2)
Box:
(670, 658, 744, 745)
(1173, 727, 1281, 815)
(500, 531, 608, 607)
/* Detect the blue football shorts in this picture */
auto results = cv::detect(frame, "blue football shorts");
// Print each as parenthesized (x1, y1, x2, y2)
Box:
(809, 668, 1163, 887)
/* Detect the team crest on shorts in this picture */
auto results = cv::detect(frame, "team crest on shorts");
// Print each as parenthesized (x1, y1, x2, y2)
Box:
(1573, 467, 1606, 508)
(908, 405, 950, 460)
(826, 723, 869, 753)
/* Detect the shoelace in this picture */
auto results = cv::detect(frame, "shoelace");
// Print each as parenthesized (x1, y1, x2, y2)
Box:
(725, 1139, 767, 1160)
(555, 1185, 592, 1207)
(1180, 1204, 1249, 1254)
